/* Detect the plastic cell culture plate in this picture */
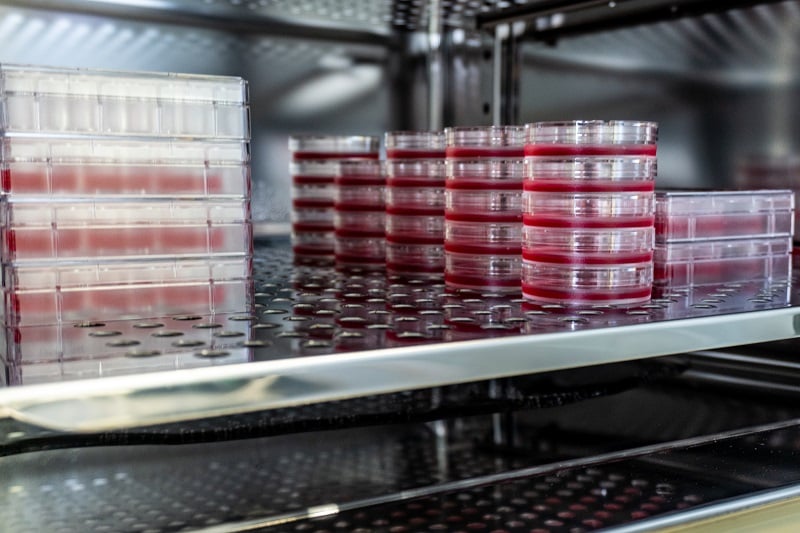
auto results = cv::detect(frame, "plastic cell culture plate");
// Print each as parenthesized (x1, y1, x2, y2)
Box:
(445, 251, 521, 292)
(655, 190, 795, 242)
(522, 260, 653, 306)
(0, 64, 249, 139)
(1, 257, 252, 327)
(522, 225, 654, 264)
(385, 131, 445, 159)
(0, 198, 252, 262)
(522, 191, 654, 228)
(445, 126, 525, 158)
(654, 237, 792, 286)
(385, 213, 444, 242)
(524, 156, 656, 193)
(0, 136, 250, 196)
(525, 121, 658, 156)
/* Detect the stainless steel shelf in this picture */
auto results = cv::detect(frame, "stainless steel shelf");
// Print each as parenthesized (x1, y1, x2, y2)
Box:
(0, 242, 797, 433)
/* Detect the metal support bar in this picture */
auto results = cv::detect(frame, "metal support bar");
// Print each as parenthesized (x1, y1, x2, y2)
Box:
(492, 23, 523, 126)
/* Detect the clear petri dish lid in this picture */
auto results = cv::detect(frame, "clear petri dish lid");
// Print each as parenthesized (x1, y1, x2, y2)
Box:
(338, 159, 385, 179)
(445, 126, 526, 153)
(525, 156, 657, 180)
(526, 121, 658, 146)
(446, 159, 526, 180)
(386, 159, 447, 179)
(385, 131, 445, 154)
(288, 135, 380, 156)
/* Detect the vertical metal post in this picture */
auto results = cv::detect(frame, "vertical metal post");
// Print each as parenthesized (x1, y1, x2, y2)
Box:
(427, 0, 444, 130)
(492, 22, 523, 126)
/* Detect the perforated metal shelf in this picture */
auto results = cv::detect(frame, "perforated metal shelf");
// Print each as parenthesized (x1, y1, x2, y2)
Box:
(0, 239, 797, 433)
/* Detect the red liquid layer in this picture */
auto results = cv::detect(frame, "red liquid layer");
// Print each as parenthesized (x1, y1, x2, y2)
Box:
(524, 180, 654, 193)
(333, 203, 386, 212)
(388, 178, 446, 188)
(523, 214, 654, 228)
(387, 234, 443, 245)
(386, 149, 445, 159)
(292, 175, 335, 185)
(292, 198, 334, 208)
(445, 242, 521, 255)
(446, 147, 524, 158)
(446, 180, 522, 191)
(334, 177, 385, 186)
(334, 228, 385, 238)
(524, 144, 657, 156)
(522, 284, 652, 302)
(522, 249, 653, 265)
(292, 152, 379, 160)
(386, 206, 444, 216)
(293, 245, 334, 255)
(292, 222, 334, 232)
(445, 272, 521, 288)
(446, 212, 522, 223)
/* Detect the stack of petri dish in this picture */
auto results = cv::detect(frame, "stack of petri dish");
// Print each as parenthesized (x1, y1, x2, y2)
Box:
(444, 126, 526, 293)
(654, 190, 794, 288)
(0, 64, 253, 366)
(289, 135, 379, 265)
(522, 120, 658, 306)
(384, 131, 446, 279)
(334, 159, 386, 271)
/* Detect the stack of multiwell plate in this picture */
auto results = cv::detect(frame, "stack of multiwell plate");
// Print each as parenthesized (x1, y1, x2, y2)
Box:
(0, 64, 252, 365)
(654, 190, 794, 288)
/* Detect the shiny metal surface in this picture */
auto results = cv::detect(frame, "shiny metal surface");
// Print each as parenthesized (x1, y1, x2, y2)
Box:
(0, 241, 796, 433)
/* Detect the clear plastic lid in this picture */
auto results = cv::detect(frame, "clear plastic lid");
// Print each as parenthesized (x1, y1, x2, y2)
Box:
(526, 121, 658, 147)
(446, 126, 525, 147)
(386, 159, 446, 180)
(385, 131, 445, 155)
(525, 156, 657, 189)
(288, 135, 380, 156)
(338, 160, 385, 180)
(0, 63, 247, 102)
(523, 191, 654, 222)
(522, 225, 654, 255)
(1, 136, 250, 163)
(446, 159, 526, 182)
(0, 65, 249, 139)
(655, 189, 794, 215)
(655, 237, 792, 263)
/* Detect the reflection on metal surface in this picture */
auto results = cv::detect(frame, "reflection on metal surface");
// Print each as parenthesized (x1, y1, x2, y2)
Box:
(0, 242, 797, 432)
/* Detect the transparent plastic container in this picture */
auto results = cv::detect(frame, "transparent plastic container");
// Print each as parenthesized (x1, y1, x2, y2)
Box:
(446, 190, 523, 221)
(386, 159, 446, 182)
(386, 186, 446, 213)
(522, 260, 653, 305)
(522, 225, 654, 264)
(445, 126, 525, 158)
(334, 211, 386, 237)
(289, 135, 379, 160)
(0, 137, 250, 196)
(292, 183, 336, 209)
(385, 131, 445, 159)
(385, 213, 444, 242)
(524, 156, 656, 192)
(386, 239, 445, 276)
(335, 160, 385, 209)
(655, 189, 795, 242)
(291, 231, 335, 259)
(523, 191, 654, 227)
(290, 160, 340, 183)
(0, 198, 252, 262)
(446, 159, 526, 187)
(445, 251, 521, 293)
(335, 236, 386, 269)
(525, 121, 658, 156)
(654, 237, 792, 286)
(0, 64, 249, 139)
(1, 257, 252, 327)
(291, 207, 335, 231)
(445, 219, 522, 253)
